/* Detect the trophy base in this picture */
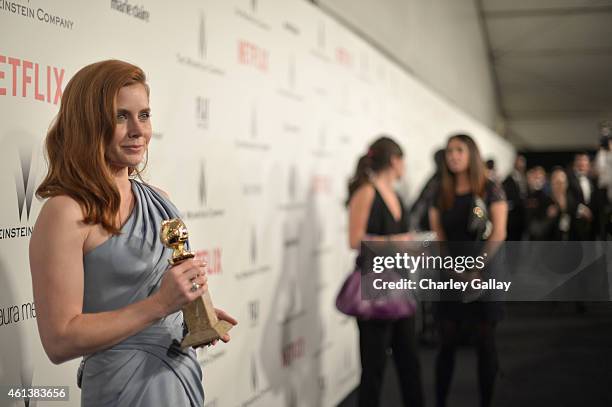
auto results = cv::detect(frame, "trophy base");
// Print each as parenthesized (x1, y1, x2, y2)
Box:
(180, 320, 233, 349)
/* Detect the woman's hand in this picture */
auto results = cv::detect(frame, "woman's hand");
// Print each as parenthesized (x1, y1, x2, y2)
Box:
(577, 204, 592, 221)
(212, 308, 238, 345)
(391, 232, 414, 241)
(194, 308, 239, 348)
(547, 205, 559, 219)
(153, 258, 208, 316)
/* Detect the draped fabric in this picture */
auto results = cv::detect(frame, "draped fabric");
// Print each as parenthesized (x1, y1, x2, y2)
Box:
(80, 179, 204, 407)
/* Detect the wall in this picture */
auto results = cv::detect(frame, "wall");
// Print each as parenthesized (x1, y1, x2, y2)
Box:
(318, 0, 502, 131)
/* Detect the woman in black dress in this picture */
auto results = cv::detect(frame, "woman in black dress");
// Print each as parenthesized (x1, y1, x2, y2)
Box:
(429, 134, 508, 407)
(347, 136, 424, 407)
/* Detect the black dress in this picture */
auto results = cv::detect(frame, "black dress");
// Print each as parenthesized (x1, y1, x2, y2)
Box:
(433, 180, 506, 322)
(354, 185, 423, 407)
(431, 180, 506, 407)
(355, 186, 409, 269)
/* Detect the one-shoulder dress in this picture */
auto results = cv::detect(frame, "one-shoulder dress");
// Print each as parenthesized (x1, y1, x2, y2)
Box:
(79, 179, 204, 407)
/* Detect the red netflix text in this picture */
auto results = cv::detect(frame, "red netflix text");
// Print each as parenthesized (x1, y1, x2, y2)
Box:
(238, 40, 269, 72)
(0, 54, 65, 105)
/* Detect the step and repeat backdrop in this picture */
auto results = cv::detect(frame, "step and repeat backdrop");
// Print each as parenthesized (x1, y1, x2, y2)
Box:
(0, 0, 514, 406)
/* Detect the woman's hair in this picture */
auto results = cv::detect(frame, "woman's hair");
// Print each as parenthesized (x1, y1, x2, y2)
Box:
(36, 59, 149, 235)
(550, 166, 567, 183)
(346, 135, 403, 204)
(439, 133, 486, 210)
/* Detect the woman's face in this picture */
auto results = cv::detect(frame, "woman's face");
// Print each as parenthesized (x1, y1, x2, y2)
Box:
(390, 155, 405, 179)
(551, 170, 567, 194)
(106, 83, 152, 171)
(446, 138, 470, 174)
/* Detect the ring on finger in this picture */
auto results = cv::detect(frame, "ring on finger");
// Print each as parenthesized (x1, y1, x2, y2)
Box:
(190, 281, 200, 292)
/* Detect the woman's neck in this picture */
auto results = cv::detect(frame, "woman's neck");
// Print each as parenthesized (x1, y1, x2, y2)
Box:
(553, 189, 566, 203)
(373, 169, 395, 189)
(111, 167, 132, 199)
(454, 171, 470, 193)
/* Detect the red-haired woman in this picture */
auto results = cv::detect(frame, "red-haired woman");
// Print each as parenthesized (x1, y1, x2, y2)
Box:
(29, 60, 236, 406)
(429, 134, 507, 407)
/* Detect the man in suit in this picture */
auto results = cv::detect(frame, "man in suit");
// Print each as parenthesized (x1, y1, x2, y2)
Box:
(503, 155, 528, 240)
(567, 153, 598, 240)
(594, 134, 612, 239)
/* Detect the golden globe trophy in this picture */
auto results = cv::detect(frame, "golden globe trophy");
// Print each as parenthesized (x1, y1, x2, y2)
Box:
(160, 218, 232, 349)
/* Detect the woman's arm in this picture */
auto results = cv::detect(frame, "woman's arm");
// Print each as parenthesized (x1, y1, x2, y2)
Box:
(428, 207, 446, 241)
(29, 196, 208, 364)
(348, 185, 376, 250)
(482, 200, 508, 261)
(487, 201, 508, 242)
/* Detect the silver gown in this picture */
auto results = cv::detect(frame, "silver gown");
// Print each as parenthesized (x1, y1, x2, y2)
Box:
(79, 180, 204, 406)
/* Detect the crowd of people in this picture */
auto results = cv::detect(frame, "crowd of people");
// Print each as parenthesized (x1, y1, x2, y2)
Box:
(411, 135, 612, 243)
(346, 130, 611, 407)
(501, 148, 611, 243)
(347, 134, 507, 407)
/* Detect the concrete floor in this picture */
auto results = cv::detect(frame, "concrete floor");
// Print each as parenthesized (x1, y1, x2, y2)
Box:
(338, 302, 612, 407)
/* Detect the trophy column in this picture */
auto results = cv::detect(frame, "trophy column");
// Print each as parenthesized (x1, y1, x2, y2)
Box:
(160, 218, 233, 349)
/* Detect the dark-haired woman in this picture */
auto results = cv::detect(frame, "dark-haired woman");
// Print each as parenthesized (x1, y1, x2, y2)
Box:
(429, 134, 508, 407)
(347, 136, 424, 407)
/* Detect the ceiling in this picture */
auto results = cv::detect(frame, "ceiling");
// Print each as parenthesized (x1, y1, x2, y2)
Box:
(479, 0, 612, 150)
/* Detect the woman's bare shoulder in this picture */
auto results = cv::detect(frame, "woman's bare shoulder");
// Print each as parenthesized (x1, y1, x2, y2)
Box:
(40, 195, 82, 218)
(352, 183, 375, 203)
(29, 195, 90, 266)
(35, 195, 88, 234)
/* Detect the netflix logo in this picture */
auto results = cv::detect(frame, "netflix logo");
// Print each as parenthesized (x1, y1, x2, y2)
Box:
(282, 337, 305, 367)
(310, 175, 332, 194)
(0, 54, 65, 104)
(238, 40, 269, 72)
(335, 47, 353, 68)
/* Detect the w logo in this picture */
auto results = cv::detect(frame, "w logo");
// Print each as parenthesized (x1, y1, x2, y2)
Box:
(16, 146, 35, 222)
(250, 225, 257, 263)
(198, 12, 207, 59)
(198, 160, 207, 206)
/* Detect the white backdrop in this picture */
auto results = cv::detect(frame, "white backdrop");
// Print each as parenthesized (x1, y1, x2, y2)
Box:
(0, 1, 514, 406)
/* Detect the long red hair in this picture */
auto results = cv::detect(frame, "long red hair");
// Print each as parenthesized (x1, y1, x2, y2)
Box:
(36, 60, 149, 234)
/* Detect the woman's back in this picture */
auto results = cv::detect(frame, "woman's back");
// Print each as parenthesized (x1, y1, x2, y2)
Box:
(364, 185, 409, 236)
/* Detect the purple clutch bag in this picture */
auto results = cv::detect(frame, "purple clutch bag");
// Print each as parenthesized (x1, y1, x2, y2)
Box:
(335, 269, 416, 319)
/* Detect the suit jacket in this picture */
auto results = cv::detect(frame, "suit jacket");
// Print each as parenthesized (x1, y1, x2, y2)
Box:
(567, 170, 598, 240)
(503, 174, 526, 240)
